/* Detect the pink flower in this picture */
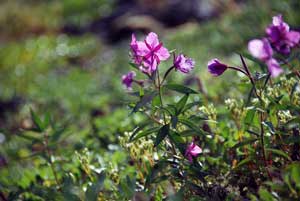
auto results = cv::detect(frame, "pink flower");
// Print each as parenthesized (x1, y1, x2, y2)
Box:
(248, 38, 283, 77)
(248, 39, 273, 61)
(174, 54, 195, 73)
(130, 32, 170, 74)
(185, 142, 202, 162)
(122, 71, 136, 90)
(266, 14, 300, 55)
(207, 59, 228, 76)
(130, 34, 143, 65)
(265, 58, 283, 77)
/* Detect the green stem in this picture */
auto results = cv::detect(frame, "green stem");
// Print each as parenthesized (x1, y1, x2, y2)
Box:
(228, 66, 248, 76)
(161, 66, 175, 85)
(44, 132, 61, 190)
(157, 69, 177, 155)
(157, 69, 166, 124)
(260, 113, 272, 179)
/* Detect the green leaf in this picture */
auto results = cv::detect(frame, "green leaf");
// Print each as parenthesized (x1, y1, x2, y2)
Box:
(244, 107, 256, 125)
(165, 104, 177, 116)
(152, 175, 169, 183)
(132, 91, 158, 113)
(145, 160, 169, 187)
(175, 94, 189, 115)
(130, 127, 160, 142)
(178, 118, 205, 136)
(30, 109, 44, 132)
(182, 101, 202, 113)
(246, 129, 259, 137)
(50, 127, 67, 142)
(119, 176, 135, 197)
(258, 188, 274, 201)
(129, 62, 139, 70)
(266, 148, 291, 161)
(17, 133, 42, 142)
(290, 163, 300, 188)
(180, 129, 199, 137)
(85, 172, 105, 201)
(164, 84, 198, 94)
(152, 95, 161, 107)
(154, 124, 169, 147)
(235, 157, 253, 169)
(231, 138, 258, 149)
(43, 112, 51, 129)
(168, 131, 185, 155)
(128, 121, 153, 141)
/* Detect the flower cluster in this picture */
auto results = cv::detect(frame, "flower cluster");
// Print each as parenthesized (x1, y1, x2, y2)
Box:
(130, 32, 170, 74)
(207, 14, 300, 78)
(122, 32, 195, 89)
(248, 14, 300, 77)
(266, 15, 300, 55)
(248, 38, 282, 77)
(122, 32, 199, 162)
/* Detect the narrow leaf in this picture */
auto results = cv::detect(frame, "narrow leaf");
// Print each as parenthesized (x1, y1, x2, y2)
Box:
(231, 138, 257, 149)
(132, 91, 158, 113)
(266, 148, 291, 161)
(30, 109, 44, 132)
(154, 124, 169, 147)
(175, 94, 189, 115)
(165, 84, 198, 94)
(130, 127, 160, 142)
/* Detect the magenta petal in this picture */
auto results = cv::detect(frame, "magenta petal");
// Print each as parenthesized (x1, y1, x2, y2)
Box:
(130, 34, 137, 49)
(266, 26, 281, 43)
(157, 46, 170, 60)
(136, 41, 149, 56)
(174, 54, 195, 73)
(286, 31, 300, 46)
(130, 32, 170, 75)
(248, 39, 273, 61)
(266, 58, 283, 77)
(272, 15, 283, 26)
(190, 145, 202, 156)
(145, 32, 160, 48)
(272, 15, 290, 32)
(185, 142, 202, 162)
(122, 71, 136, 89)
(143, 57, 158, 73)
(266, 14, 300, 55)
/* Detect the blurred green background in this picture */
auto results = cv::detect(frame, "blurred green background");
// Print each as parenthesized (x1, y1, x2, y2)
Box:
(1, 0, 299, 130)
(0, 0, 299, 199)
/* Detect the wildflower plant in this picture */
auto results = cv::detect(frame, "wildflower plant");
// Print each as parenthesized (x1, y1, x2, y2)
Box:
(122, 32, 211, 196)
(122, 14, 300, 200)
